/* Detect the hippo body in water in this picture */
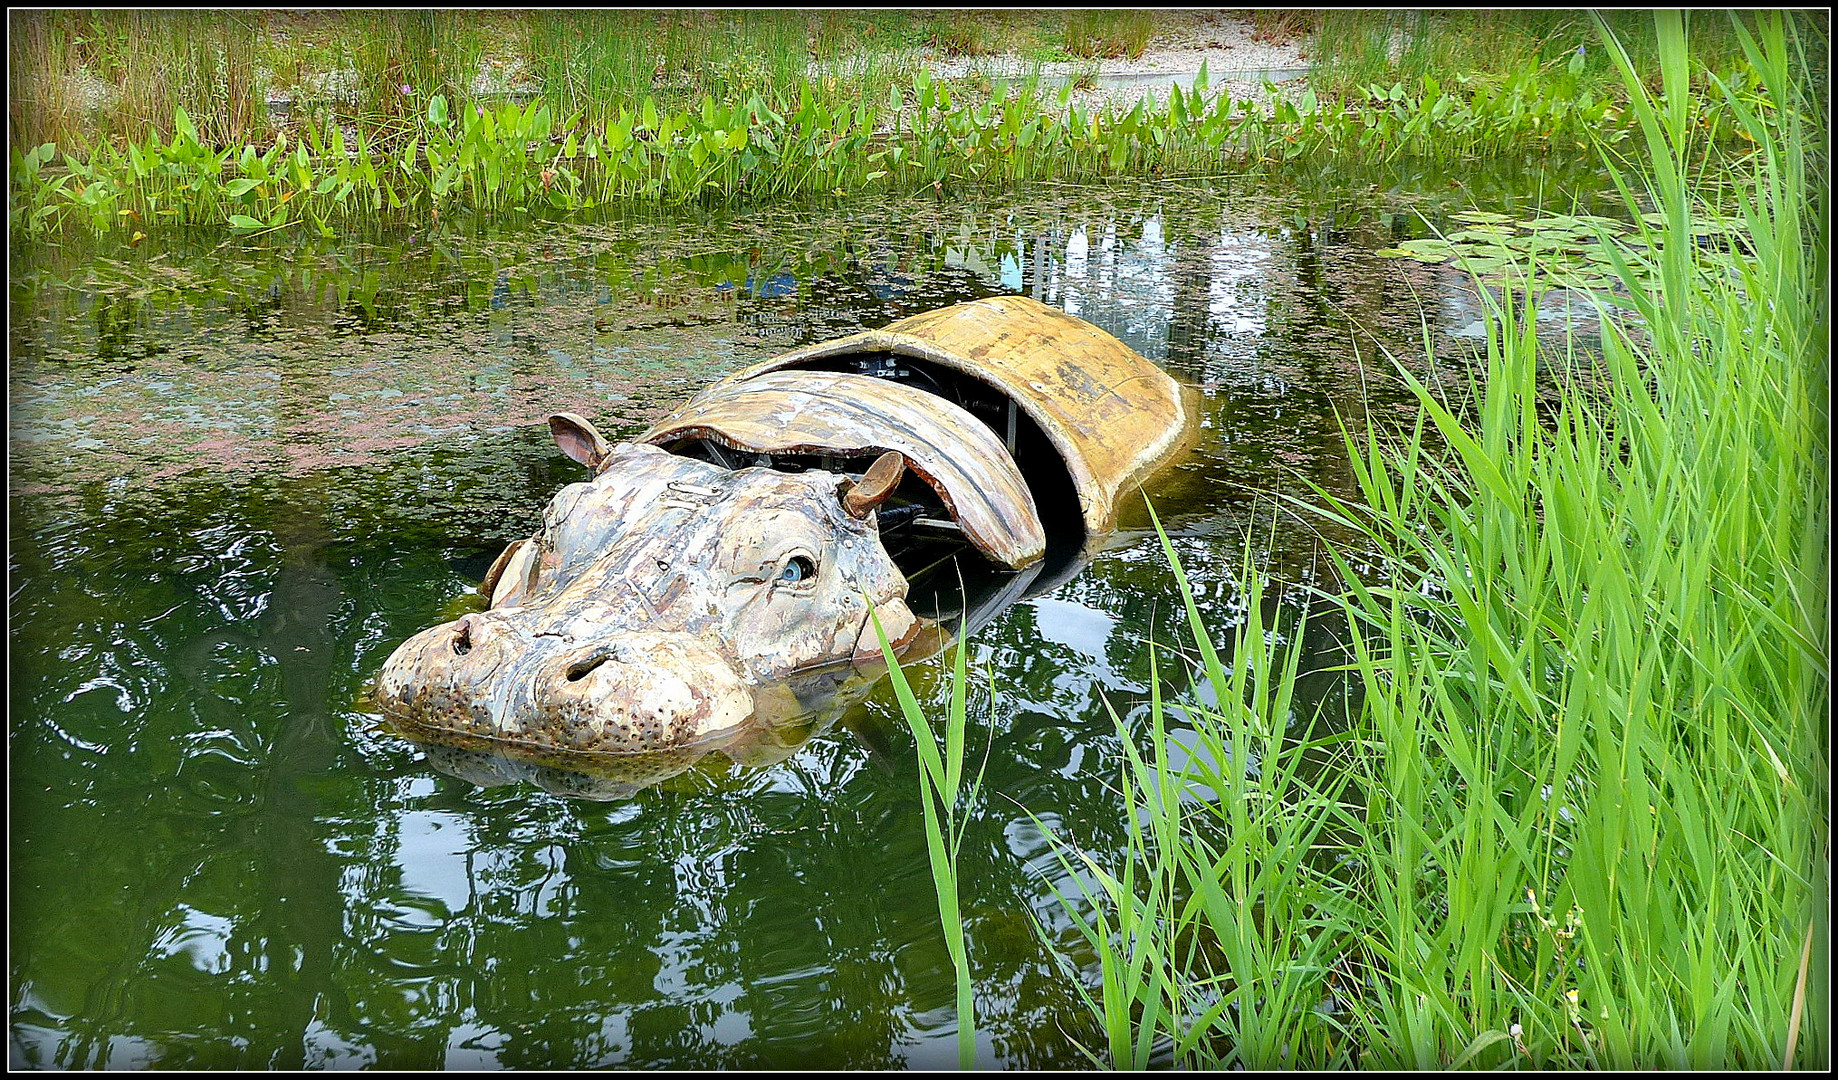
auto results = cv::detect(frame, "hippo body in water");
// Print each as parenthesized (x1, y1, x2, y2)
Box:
(372, 295, 1192, 796)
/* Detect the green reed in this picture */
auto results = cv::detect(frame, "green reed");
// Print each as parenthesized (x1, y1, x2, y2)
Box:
(1311, 9, 1759, 109)
(1064, 11, 1154, 61)
(873, 608, 986, 1069)
(525, 11, 818, 126)
(890, 9, 1825, 1070)
(1025, 514, 1361, 1068)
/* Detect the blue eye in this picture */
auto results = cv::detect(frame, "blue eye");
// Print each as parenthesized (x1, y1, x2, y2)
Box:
(781, 555, 816, 584)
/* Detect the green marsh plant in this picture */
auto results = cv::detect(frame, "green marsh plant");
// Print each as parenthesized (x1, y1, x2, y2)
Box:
(30, 15, 1773, 238)
(874, 610, 989, 1069)
(888, 9, 1824, 1070)
(12, 9, 1810, 240)
(1286, 10, 1821, 1067)
(1028, 514, 1359, 1068)
(1063, 11, 1154, 61)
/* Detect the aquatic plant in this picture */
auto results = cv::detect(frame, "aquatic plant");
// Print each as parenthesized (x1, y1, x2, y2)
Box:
(1063, 11, 1154, 61)
(896, 10, 1825, 1069)
(1311, 9, 1762, 111)
(875, 613, 987, 1069)
(1375, 208, 1757, 299)
(18, 9, 1803, 240)
(1024, 517, 1355, 1068)
(1289, 17, 1825, 1066)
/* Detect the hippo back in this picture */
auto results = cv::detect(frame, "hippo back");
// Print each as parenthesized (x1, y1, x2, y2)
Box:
(708, 294, 1191, 544)
(639, 369, 1046, 569)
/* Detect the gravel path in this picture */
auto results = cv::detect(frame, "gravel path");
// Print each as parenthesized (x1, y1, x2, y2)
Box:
(811, 10, 1315, 117)
(72, 11, 1318, 129)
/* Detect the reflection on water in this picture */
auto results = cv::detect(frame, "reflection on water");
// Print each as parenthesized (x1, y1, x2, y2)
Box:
(9, 165, 1620, 1068)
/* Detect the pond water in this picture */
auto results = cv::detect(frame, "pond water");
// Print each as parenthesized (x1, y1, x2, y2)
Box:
(10, 161, 1620, 1068)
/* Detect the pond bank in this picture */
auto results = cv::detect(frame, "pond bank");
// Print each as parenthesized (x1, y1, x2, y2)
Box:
(12, 10, 1786, 241)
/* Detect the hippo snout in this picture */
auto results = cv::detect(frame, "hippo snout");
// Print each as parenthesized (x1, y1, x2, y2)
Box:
(375, 616, 755, 755)
(528, 633, 755, 752)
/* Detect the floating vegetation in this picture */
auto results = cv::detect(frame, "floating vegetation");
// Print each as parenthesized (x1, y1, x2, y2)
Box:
(1376, 208, 1757, 299)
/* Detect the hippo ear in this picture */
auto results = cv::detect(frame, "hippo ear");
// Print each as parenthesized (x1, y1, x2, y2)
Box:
(478, 537, 527, 599)
(842, 451, 906, 519)
(549, 413, 612, 470)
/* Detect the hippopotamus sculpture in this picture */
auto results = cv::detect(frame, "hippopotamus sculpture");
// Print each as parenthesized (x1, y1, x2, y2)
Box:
(372, 295, 1192, 797)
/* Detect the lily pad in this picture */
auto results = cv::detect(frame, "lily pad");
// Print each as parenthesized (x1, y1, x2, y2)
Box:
(1379, 248, 1454, 263)
(1447, 225, 1516, 241)
(1517, 221, 1597, 239)
(1516, 235, 1581, 252)
(1374, 201, 1736, 314)
(1551, 272, 1616, 291)
(1393, 238, 1458, 257)
(1567, 215, 1633, 229)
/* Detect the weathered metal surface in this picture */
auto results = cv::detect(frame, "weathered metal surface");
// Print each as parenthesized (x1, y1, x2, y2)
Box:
(713, 293, 1189, 540)
(375, 442, 918, 756)
(372, 296, 1193, 789)
(640, 369, 1045, 569)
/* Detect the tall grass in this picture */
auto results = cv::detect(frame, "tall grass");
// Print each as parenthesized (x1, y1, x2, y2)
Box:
(343, 11, 484, 143)
(7, 11, 80, 151)
(526, 11, 817, 125)
(1029, 519, 1361, 1068)
(892, 9, 1825, 1069)
(7, 10, 269, 149)
(1063, 11, 1154, 61)
(1310, 9, 1760, 106)
(875, 609, 988, 1070)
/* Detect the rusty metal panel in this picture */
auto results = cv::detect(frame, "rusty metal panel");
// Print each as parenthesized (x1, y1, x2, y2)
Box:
(707, 295, 1190, 539)
(640, 370, 1046, 569)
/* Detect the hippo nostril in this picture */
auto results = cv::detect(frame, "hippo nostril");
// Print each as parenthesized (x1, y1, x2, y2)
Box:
(452, 618, 474, 656)
(566, 652, 610, 681)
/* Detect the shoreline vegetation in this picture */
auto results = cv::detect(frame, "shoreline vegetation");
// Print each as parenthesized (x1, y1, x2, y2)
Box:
(7, 10, 1816, 238)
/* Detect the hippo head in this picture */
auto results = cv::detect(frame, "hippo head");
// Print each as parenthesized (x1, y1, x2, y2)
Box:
(372, 417, 921, 759)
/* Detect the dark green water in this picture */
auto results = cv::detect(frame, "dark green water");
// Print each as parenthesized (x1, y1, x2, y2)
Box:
(10, 165, 1620, 1068)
